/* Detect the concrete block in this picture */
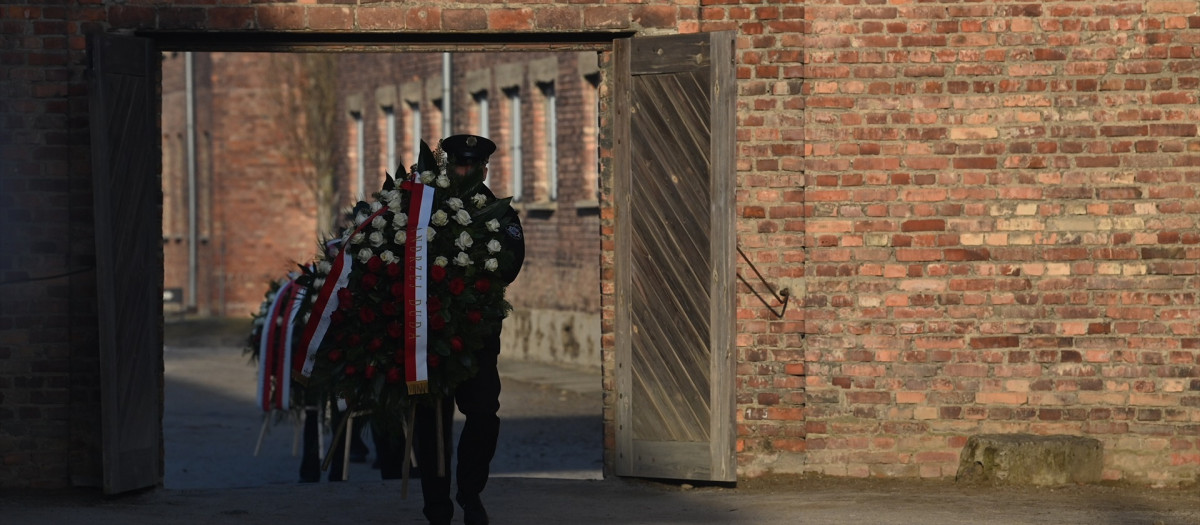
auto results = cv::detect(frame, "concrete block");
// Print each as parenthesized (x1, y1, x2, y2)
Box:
(955, 434, 1103, 486)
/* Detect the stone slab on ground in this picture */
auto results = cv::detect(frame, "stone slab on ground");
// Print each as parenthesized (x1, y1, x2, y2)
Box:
(956, 433, 1103, 486)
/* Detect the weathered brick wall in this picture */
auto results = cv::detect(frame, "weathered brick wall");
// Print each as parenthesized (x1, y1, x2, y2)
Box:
(3, 0, 1199, 490)
(0, 2, 100, 489)
(162, 52, 321, 318)
(773, 2, 1200, 486)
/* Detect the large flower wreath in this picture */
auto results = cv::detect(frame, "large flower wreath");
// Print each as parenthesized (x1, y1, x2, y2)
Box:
(295, 140, 518, 422)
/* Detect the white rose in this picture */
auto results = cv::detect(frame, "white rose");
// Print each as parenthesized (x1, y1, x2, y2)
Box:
(446, 198, 463, 211)
(436, 174, 450, 188)
(434, 256, 449, 267)
(314, 277, 325, 289)
(303, 312, 311, 324)
(487, 239, 502, 253)
(393, 230, 407, 245)
(316, 261, 332, 274)
(392, 212, 408, 228)
(486, 219, 500, 232)
(368, 231, 385, 247)
(454, 209, 472, 226)
(472, 194, 488, 208)
(357, 248, 373, 263)
(370, 201, 383, 213)
(380, 250, 397, 264)
(380, 189, 397, 202)
(372, 215, 387, 230)
(420, 171, 435, 184)
(484, 258, 498, 272)
(387, 195, 402, 210)
(453, 252, 472, 267)
(431, 210, 449, 226)
(354, 211, 369, 225)
(455, 231, 474, 250)
(350, 232, 366, 245)
(427, 227, 436, 241)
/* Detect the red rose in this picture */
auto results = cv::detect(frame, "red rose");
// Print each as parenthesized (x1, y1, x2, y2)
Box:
(390, 282, 405, 298)
(387, 320, 403, 339)
(348, 334, 361, 346)
(361, 273, 379, 290)
(344, 364, 357, 376)
(429, 315, 445, 331)
(449, 278, 466, 296)
(367, 337, 383, 352)
(330, 310, 346, 326)
(386, 262, 402, 278)
(386, 368, 402, 384)
(365, 365, 377, 379)
(393, 350, 405, 364)
(367, 256, 384, 274)
(427, 296, 442, 312)
(381, 301, 398, 317)
(359, 307, 376, 324)
(430, 265, 446, 282)
(327, 349, 342, 362)
(337, 288, 354, 309)
(450, 336, 463, 353)
(428, 354, 440, 368)
(467, 310, 482, 324)
(475, 278, 491, 293)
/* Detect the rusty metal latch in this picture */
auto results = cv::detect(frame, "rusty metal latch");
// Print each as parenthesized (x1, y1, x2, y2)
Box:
(736, 245, 789, 319)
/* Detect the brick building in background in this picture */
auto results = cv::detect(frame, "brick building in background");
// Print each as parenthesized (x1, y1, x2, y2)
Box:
(2, 1, 1199, 492)
(160, 50, 603, 369)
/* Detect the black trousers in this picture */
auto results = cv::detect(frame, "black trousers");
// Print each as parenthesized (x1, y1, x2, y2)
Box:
(415, 344, 501, 522)
(372, 418, 410, 480)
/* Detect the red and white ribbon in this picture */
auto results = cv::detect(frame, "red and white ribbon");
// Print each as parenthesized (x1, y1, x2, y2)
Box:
(278, 284, 305, 409)
(296, 206, 389, 379)
(259, 277, 302, 411)
(403, 181, 434, 394)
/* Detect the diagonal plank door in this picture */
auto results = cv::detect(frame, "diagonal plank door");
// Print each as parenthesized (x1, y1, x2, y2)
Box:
(89, 33, 164, 494)
(614, 31, 736, 482)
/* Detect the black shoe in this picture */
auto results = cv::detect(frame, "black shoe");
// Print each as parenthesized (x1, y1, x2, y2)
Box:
(457, 493, 489, 525)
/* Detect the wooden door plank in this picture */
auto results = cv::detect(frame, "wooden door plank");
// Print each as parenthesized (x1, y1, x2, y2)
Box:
(614, 31, 737, 482)
(89, 32, 164, 495)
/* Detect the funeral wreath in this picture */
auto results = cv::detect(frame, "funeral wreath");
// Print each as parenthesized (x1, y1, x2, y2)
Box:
(293, 140, 518, 422)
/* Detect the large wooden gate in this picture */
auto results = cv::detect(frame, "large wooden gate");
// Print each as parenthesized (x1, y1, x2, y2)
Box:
(613, 31, 737, 482)
(89, 33, 164, 494)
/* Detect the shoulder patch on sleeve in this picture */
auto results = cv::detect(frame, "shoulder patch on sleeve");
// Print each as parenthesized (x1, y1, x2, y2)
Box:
(505, 224, 523, 240)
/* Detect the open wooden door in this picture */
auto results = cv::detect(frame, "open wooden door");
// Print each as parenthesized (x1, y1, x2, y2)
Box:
(613, 31, 737, 482)
(88, 32, 164, 494)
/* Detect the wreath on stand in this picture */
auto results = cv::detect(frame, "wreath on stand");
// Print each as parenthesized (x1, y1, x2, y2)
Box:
(290, 140, 518, 488)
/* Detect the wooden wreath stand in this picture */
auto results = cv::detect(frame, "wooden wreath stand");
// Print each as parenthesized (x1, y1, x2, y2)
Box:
(320, 398, 446, 499)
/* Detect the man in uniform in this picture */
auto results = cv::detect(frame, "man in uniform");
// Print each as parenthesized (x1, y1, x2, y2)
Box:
(414, 135, 524, 525)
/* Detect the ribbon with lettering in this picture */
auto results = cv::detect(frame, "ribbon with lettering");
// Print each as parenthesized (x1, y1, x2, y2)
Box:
(402, 180, 435, 395)
(296, 206, 390, 379)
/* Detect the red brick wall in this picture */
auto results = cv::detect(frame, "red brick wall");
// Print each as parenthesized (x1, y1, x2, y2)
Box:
(745, 2, 1200, 486)
(162, 52, 320, 318)
(161, 50, 603, 321)
(3, 0, 1200, 490)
